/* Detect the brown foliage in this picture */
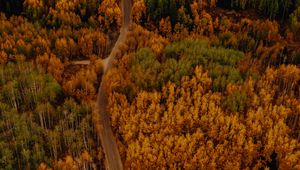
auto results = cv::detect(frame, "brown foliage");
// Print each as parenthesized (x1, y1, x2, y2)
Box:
(108, 64, 300, 169)
(36, 53, 64, 82)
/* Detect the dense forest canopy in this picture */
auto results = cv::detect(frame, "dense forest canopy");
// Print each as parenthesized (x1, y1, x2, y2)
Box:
(108, 41, 300, 168)
(0, 0, 300, 169)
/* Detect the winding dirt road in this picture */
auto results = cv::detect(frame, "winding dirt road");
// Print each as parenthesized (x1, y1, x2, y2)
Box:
(96, 0, 132, 170)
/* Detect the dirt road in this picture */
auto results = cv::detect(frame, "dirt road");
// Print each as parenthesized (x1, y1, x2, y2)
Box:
(96, 0, 132, 170)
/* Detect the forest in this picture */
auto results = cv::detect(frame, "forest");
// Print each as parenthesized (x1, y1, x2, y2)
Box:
(0, 0, 300, 169)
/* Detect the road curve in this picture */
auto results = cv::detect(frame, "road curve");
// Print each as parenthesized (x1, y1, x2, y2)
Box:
(96, 0, 132, 170)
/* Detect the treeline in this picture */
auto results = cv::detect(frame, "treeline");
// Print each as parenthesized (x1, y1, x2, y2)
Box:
(1, 0, 300, 29)
(142, 0, 300, 29)
(1, 0, 102, 28)
(0, 0, 124, 31)
(217, 0, 297, 19)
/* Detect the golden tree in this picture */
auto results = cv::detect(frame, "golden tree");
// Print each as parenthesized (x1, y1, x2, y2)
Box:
(132, 0, 146, 23)
(98, 0, 121, 29)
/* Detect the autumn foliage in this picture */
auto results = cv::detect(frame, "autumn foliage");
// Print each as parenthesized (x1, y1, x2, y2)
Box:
(1, 0, 300, 169)
(106, 39, 300, 169)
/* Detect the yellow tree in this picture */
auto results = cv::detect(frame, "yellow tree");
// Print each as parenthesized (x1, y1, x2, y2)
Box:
(159, 17, 172, 38)
(98, 0, 121, 29)
(132, 0, 146, 23)
(36, 53, 64, 83)
(0, 51, 8, 64)
(55, 38, 69, 61)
